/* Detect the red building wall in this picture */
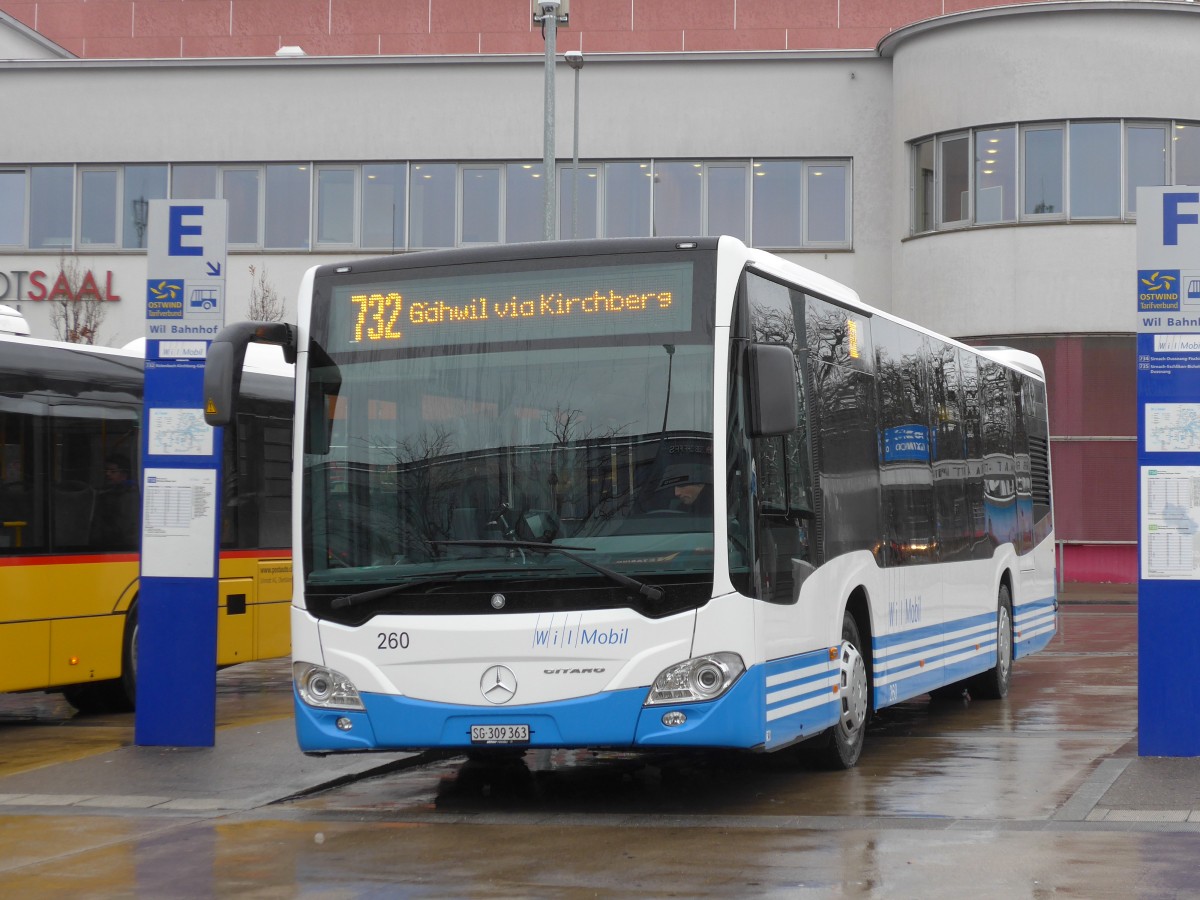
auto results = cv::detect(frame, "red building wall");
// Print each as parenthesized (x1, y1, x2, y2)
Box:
(3, 0, 1047, 58)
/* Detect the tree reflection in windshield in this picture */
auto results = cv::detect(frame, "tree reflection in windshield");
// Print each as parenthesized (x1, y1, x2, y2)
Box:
(305, 343, 715, 585)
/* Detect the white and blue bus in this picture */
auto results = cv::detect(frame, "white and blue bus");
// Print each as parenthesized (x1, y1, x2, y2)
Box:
(204, 237, 1056, 768)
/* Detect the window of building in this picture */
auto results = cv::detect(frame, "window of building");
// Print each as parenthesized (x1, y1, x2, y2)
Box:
(604, 162, 651, 238)
(79, 169, 118, 247)
(1023, 125, 1064, 218)
(460, 166, 500, 244)
(753, 160, 801, 247)
(265, 164, 311, 249)
(409, 163, 456, 249)
(913, 118, 1200, 235)
(507, 163, 545, 243)
(316, 167, 356, 246)
(29, 166, 73, 249)
(707, 163, 747, 241)
(938, 134, 970, 227)
(558, 164, 597, 240)
(974, 126, 1015, 225)
(653, 161, 703, 237)
(0, 170, 26, 246)
(222, 168, 261, 245)
(1126, 124, 1167, 215)
(122, 165, 167, 249)
(912, 140, 934, 234)
(1069, 121, 1120, 219)
(361, 163, 406, 251)
(0, 156, 852, 254)
(171, 165, 217, 199)
(805, 162, 849, 244)
(1175, 124, 1200, 187)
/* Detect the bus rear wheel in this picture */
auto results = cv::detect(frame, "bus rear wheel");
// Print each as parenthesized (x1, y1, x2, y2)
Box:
(809, 611, 869, 770)
(62, 679, 127, 714)
(61, 603, 137, 715)
(970, 583, 1012, 700)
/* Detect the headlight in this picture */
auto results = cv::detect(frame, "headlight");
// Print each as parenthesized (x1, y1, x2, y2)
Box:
(294, 662, 365, 710)
(644, 652, 745, 706)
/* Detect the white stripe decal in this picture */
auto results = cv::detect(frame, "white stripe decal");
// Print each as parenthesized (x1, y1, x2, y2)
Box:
(1017, 611, 1056, 629)
(767, 692, 838, 722)
(765, 661, 830, 688)
(1018, 623, 1056, 642)
(767, 679, 834, 705)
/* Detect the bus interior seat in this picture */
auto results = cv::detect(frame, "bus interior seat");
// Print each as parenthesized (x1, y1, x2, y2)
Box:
(1, 481, 35, 548)
(259, 496, 291, 548)
(53, 481, 95, 547)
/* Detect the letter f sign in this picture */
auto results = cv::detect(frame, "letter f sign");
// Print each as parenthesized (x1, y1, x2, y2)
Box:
(1163, 192, 1200, 245)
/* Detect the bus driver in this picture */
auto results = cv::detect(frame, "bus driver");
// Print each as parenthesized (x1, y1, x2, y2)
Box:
(657, 462, 713, 516)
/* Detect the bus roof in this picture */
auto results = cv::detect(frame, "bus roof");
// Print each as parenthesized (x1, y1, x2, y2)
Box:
(302, 236, 1044, 384)
(120, 337, 295, 377)
(0, 333, 293, 379)
(971, 346, 1046, 380)
(0, 304, 31, 336)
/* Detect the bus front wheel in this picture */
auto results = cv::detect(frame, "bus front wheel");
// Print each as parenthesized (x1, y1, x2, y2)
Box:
(810, 611, 869, 769)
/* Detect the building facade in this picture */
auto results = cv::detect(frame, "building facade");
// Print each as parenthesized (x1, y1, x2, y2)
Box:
(2, 0, 1185, 582)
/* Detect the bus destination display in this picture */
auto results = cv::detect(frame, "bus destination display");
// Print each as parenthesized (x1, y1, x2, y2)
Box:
(330, 261, 694, 350)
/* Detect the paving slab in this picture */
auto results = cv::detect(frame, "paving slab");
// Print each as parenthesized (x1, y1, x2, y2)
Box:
(0, 717, 421, 811)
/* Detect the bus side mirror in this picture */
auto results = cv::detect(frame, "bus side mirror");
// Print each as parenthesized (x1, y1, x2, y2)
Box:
(203, 340, 238, 426)
(748, 343, 798, 437)
(204, 321, 297, 426)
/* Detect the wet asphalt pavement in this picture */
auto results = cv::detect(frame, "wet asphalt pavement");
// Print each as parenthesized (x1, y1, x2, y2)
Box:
(2, 595, 1199, 898)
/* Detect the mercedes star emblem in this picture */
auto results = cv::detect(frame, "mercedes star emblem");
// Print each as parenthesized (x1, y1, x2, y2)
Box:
(480, 665, 517, 704)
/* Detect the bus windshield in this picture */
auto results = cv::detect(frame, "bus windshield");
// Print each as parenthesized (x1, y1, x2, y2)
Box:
(304, 249, 717, 620)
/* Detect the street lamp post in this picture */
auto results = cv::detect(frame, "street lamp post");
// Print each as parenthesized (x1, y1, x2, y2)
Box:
(132, 196, 149, 248)
(536, 0, 562, 240)
(565, 50, 584, 239)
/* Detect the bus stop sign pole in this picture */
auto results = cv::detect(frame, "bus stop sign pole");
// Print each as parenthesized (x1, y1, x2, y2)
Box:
(134, 200, 227, 747)
(1135, 186, 1200, 757)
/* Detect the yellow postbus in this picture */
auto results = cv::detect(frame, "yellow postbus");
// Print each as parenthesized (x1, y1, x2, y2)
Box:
(0, 334, 292, 713)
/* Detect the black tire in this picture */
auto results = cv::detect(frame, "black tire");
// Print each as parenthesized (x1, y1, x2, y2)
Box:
(969, 583, 1012, 700)
(119, 600, 138, 708)
(928, 683, 970, 701)
(810, 611, 870, 770)
(62, 603, 138, 715)
(62, 679, 126, 714)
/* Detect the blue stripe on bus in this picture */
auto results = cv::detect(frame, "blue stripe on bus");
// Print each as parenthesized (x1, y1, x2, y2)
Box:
(871, 617, 947, 650)
(1014, 596, 1057, 659)
(761, 648, 840, 749)
(869, 595, 1057, 705)
(294, 597, 1061, 754)
(293, 670, 770, 753)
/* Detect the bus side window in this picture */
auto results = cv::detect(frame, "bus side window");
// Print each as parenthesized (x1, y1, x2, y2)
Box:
(47, 403, 139, 552)
(744, 271, 814, 602)
(225, 406, 293, 551)
(0, 407, 44, 552)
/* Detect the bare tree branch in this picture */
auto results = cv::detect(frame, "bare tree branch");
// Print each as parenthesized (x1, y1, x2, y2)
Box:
(247, 263, 286, 322)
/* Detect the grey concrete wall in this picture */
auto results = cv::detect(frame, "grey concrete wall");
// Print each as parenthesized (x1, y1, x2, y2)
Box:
(0, 52, 895, 342)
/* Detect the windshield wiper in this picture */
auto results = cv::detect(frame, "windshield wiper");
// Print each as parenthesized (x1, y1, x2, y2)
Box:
(327, 565, 569, 610)
(329, 572, 477, 610)
(429, 539, 664, 602)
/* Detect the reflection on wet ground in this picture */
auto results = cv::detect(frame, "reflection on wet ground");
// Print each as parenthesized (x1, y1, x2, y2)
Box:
(4, 604, 1199, 899)
(0, 658, 294, 779)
